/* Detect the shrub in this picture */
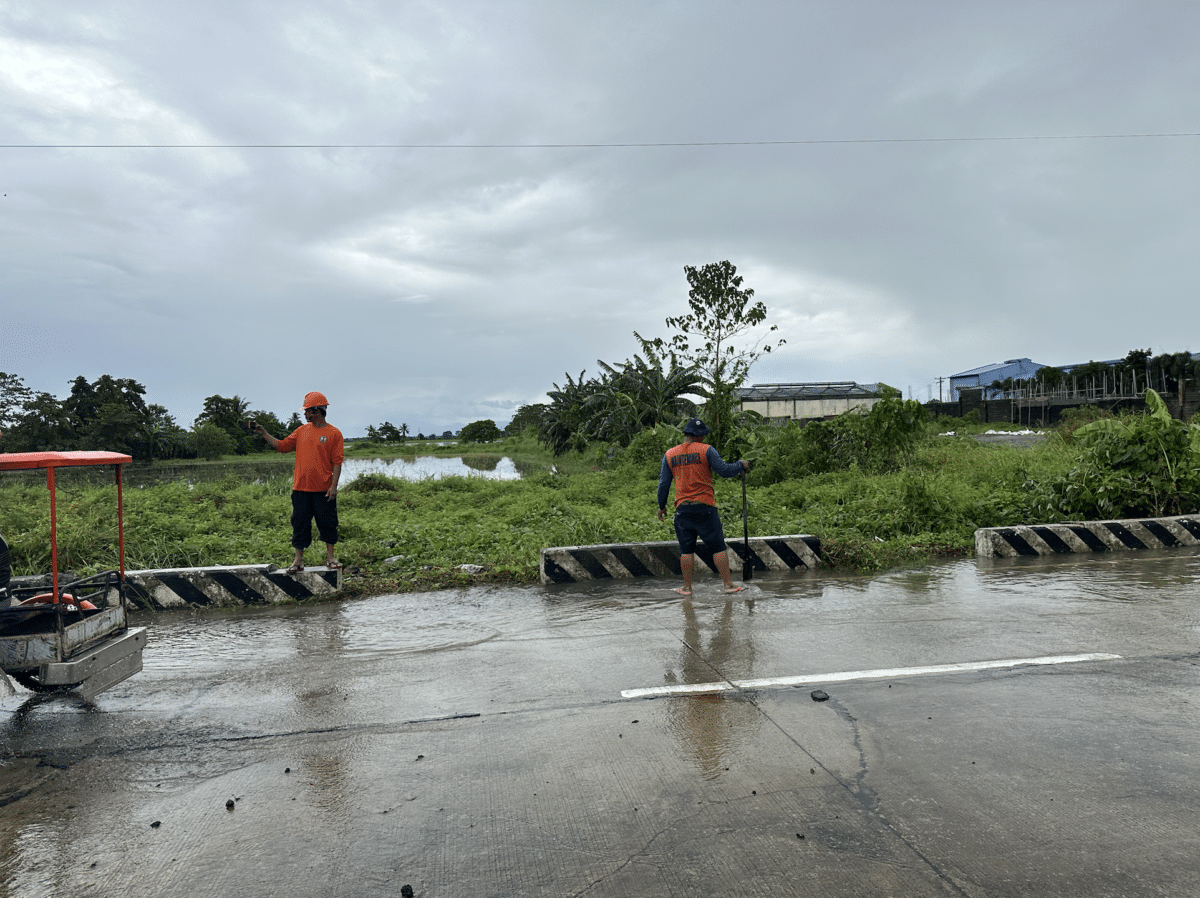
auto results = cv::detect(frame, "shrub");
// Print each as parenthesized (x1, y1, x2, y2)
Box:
(1033, 390, 1200, 519)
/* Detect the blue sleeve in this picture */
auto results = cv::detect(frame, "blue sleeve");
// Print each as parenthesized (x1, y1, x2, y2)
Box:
(657, 456, 673, 509)
(706, 445, 745, 479)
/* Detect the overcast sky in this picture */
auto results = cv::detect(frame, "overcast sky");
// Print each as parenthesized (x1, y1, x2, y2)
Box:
(3, 1, 1198, 436)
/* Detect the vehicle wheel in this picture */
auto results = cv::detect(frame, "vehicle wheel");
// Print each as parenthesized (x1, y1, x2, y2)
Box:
(9, 670, 80, 693)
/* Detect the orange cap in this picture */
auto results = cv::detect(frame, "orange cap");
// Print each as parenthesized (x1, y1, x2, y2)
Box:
(303, 391, 329, 409)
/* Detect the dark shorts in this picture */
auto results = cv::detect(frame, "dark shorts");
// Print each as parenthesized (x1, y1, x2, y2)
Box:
(291, 490, 339, 548)
(673, 503, 726, 555)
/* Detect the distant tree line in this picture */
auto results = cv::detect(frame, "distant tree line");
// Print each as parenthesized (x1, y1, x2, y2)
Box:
(364, 423, 461, 443)
(0, 372, 300, 461)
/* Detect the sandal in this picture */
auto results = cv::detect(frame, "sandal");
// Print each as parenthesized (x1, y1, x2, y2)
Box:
(326, 560, 343, 570)
(286, 563, 305, 574)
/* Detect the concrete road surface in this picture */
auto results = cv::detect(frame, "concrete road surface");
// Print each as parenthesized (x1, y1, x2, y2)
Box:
(2, 550, 1199, 897)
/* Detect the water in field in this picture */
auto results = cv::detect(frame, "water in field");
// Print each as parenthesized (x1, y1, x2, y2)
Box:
(341, 455, 523, 482)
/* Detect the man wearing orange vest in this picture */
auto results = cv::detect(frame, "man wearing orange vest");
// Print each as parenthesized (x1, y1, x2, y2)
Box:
(657, 417, 749, 595)
(253, 391, 344, 573)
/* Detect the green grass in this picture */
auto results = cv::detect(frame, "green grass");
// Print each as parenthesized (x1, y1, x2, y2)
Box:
(0, 431, 1085, 595)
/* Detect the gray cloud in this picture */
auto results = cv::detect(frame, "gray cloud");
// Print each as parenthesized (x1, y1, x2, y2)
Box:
(3, 0, 1198, 430)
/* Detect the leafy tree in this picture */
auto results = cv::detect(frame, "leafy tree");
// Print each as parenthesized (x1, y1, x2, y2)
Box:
(188, 421, 237, 460)
(1152, 351, 1197, 416)
(541, 371, 605, 455)
(1067, 360, 1118, 395)
(597, 339, 702, 434)
(194, 393, 248, 451)
(83, 401, 148, 457)
(60, 375, 154, 454)
(460, 419, 502, 443)
(140, 404, 189, 461)
(538, 339, 702, 454)
(1039, 366, 1065, 390)
(1123, 348, 1153, 369)
(0, 372, 34, 428)
(247, 410, 287, 446)
(644, 261, 784, 451)
(374, 421, 406, 443)
(505, 403, 546, 436)
(2, 391, 72, 451)
(195, 394, 255, 454)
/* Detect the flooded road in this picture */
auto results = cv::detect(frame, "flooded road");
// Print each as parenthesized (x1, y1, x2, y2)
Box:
(3, 550, 1199, 897)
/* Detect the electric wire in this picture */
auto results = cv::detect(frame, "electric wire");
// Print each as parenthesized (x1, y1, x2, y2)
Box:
(2, 131, 1200, 149)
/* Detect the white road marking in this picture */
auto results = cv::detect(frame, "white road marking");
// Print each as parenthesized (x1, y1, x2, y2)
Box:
(620, 653, 1122, 699)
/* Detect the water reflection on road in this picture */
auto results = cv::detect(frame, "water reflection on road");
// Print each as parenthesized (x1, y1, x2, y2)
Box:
(2, 548, 1200, 897)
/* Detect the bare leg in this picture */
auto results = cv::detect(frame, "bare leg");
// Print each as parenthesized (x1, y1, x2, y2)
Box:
(677, 553, 695, 595)
(713, 550, 745, 593)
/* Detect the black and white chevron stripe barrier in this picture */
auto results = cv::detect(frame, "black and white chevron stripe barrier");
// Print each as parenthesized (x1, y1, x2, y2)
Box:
(540, 535, 821, 585)
(111, 565, 343, 609)
(975, 516, 1200, 557)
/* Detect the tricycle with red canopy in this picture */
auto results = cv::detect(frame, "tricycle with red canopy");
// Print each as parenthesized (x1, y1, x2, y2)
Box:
(0, 451, 147, 699)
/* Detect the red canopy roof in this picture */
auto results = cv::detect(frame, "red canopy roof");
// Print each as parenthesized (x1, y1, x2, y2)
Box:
(0, 451, 134, 471)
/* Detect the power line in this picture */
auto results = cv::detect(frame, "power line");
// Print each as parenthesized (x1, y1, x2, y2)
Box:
(2, 131, 1200, 149)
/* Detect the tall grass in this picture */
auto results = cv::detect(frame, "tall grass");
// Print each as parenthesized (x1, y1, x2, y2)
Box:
(0, 430, 1087, 590)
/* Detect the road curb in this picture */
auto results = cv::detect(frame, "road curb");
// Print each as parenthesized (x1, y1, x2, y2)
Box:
(975, 515, 1200, 557)
(540, 535, 821, 584)
(114, 564, 342, 609)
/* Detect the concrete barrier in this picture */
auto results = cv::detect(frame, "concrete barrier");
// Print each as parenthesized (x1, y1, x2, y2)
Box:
(975, 516, 1200, 557)
(540, 535, 821, 585)
(115, 565, 342, 609)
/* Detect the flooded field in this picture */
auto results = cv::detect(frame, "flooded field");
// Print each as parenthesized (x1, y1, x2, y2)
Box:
(3, 550, 1199, 897)
(340, 454, 524, 482)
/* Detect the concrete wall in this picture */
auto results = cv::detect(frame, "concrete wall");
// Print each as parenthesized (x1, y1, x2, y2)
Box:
(740, 397, 881, 421)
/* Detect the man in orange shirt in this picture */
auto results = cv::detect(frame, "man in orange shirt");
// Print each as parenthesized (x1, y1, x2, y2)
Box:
(253, 391, 344, 573)
(657, 417, 749, 595)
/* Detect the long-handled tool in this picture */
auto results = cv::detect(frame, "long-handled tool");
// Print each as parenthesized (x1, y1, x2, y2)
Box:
(741, 473, 752, 581)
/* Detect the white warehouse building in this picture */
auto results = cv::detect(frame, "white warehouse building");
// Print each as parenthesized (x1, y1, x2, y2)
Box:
(734, 382, 885, 423)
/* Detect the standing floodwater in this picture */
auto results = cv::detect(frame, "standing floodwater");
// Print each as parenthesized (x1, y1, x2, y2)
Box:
(3, 550, 1200, 897)
(340, 455, 523, 483)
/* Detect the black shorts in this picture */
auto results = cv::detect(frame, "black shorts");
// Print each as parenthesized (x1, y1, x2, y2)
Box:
(673, 503, 726, 555)
(291, 490, 339, 548)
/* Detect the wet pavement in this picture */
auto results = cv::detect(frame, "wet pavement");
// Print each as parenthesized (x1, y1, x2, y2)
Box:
(2, 550, 1199, 897)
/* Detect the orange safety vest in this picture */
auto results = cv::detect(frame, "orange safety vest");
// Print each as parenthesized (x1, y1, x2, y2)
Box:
(665, 441, 716, 508)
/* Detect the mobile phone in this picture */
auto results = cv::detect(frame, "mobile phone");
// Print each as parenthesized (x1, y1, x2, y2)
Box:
(247, 419, 256, 431)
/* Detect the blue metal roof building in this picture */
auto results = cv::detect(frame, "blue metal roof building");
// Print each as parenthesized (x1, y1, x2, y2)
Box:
(949, 358, 1046, 400)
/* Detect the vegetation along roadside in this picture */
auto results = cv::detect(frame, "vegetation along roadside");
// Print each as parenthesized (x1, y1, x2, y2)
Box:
(4, 393, 1197, 600)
